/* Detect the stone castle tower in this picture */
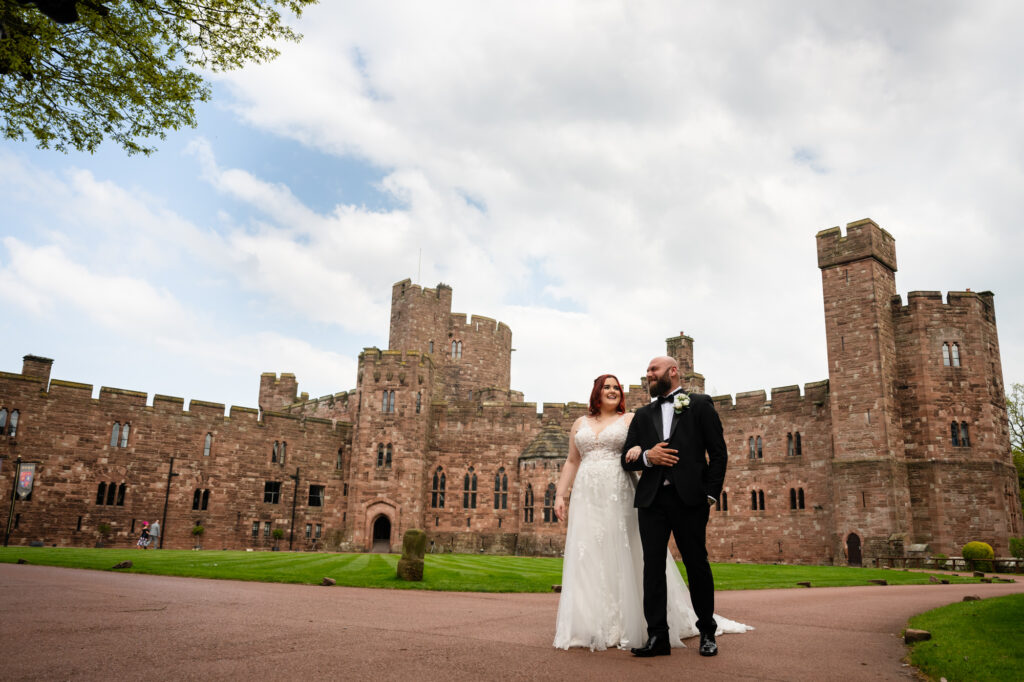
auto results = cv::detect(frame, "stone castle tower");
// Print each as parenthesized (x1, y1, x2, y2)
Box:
(1, 220, 1020, 563)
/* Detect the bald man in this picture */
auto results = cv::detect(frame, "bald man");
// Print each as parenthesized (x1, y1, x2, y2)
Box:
(621, 356, 728, 658)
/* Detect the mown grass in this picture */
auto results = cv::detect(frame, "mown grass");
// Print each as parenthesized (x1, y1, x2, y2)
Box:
(0, 547, 992, 592)
(906, 594, 1024, 682)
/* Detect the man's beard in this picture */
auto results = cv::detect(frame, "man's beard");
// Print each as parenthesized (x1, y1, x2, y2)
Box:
(648, 372, 672, 398)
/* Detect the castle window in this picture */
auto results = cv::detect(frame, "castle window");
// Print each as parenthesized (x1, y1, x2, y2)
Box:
(524, 484, 534, 522)
(202, 489, 210, 510)
(457, 341, 463, 358)
(960, 421, 970, 447)
(264, 481, 281, 504)
(105, 481, 116, 505)
(120, 423, 130, 448)
(758, 490, 765, 510)
(544, 483, 556, 523)
(252, 522, 260, 538)
(110, 422, 121, 447)
(748, 437, 755, 459)
(96, 482, 106, 505)
(280, 441, 286, 464)
(416, 392, 422, 414)
(942, 344, 951, 366)
(389, 390, 395, 413)
(377, 443, 385, 467)
(463, 467, 477, 508)
(429, 341, 434, 353)
(795, 432, 802, 456)
(193, 489, 201, 510)
(798, 488, 805, 509)
(494, 467, 508, 509)
(951, 421, 960, 447)
(451, 340, 463, 359)
(756, 436, 763, 459)
(790, 488, 797, 510)
(272, 441, 279, 463)
(0, 408, 6, 435)
(305, 524, 312, 539)
(385, 443, 393, 468)
(951, 343, 961, 367)
(787, 433, 794, 457)
(0, 408, 14, 437)
(203, 433, 213, 457)
(751, 490, 757, 510)
(336, 448, 343, 470)
(431, 467, 446, 508)
(315, 524, 322, 539)
(116, 483, 126, 506)
(264, 521, 271, 537)
(308, 485, 325, 507)
(451, 340, 457, 356)
(751, 489, 764, 511)
(382, 391, 388, 412)
(343, 483, 348, 496)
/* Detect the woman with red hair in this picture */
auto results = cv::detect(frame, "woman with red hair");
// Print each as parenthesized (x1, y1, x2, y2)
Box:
(552, 374, 748, 651)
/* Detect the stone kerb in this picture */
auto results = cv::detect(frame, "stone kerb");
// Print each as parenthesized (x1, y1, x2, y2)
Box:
(397, 528, 426, 581)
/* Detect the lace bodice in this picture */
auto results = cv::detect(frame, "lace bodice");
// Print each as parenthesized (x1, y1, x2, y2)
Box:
(574, 416, 628, 463)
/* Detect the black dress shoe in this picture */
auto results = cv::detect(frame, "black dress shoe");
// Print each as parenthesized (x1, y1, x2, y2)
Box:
(699, 632, 718, 657)
(631, 635, 671, 657)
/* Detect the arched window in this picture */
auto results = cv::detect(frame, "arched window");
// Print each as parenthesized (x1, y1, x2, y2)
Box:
(0, 408, 6, 435)
(377, 443, 385, 467)
(272, 441, 279, 463)
(204, 433, 213, 457)
(389, 390, 395, 413)
(110, 422, 120, 447)
(463, 467, 477, 508)
(416, 392, 422, 414)
(8, 409, 18, 437)
(787, 433, 794, 457)
(382, 390, 388, 412)
(942, 343, 951, 366)
(756, 436, 763, 459)
(798, 488, 805, 509)
(432, 467, 446, 508)
(748, 437, 755, 459)
(105, 481, 116, 506)
(758, 490, 765, 510)
(193, 489, 201, 510)
(385, 443, 393, 468)
(524, 483, 534, 522)
(751, 490, 758, 510)
(336, 448, 343, 470)
(202, 489, 210, 510)
(951, 421, 960, 447)
(120, 423, 130, 448)
(457, 341, 463, 358)
(96, 482, 107, 505)
(790, 488, 797, 510)
(494, 467, 508, 509)
(960, 421, 970, 447)
(544, 483, 556, 522)
(795, 432, 802, 456)
(280, 441, 286, 464)
(451, 340, 457, 357)
(116, 483, 126, 506)
(951, 343, 961, 367)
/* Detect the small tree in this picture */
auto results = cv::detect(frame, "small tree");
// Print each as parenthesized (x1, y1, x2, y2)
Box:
(962, 541, 994, 572)
(96, 522, 112, 546)
(271, 527, 285, 549)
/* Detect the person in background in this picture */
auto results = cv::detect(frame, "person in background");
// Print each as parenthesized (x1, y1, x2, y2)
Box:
(137, 522, 150, 549)
(149, 520, 161, 549)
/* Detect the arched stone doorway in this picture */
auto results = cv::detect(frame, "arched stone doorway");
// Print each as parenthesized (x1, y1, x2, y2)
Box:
(371, 515, 391, 553)
(846, 532, 862, 566)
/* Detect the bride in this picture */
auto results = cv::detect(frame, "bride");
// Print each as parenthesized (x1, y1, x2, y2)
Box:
(552, 374, 749, 651)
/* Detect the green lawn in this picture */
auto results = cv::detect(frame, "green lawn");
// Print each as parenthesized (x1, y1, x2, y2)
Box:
(906, 594, 1024, 682)
(0, 547, 992, 592)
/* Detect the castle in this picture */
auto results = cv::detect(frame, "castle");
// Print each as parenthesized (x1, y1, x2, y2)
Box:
(1, 219, 1020, 563)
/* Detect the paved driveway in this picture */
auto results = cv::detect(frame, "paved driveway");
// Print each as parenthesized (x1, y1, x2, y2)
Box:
(1, 564, 1020, 680)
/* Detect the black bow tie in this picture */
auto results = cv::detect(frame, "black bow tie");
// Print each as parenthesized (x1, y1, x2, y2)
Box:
(656, 391, 680, 404)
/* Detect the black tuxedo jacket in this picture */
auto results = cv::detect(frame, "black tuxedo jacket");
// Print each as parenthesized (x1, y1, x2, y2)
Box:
(620, 392, 728, 508)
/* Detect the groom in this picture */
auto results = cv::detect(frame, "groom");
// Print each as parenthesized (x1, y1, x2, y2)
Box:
(621, 356, 728, 657)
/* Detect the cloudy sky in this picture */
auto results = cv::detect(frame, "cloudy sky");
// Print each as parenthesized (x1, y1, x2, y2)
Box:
(2, 1, 1022, 412)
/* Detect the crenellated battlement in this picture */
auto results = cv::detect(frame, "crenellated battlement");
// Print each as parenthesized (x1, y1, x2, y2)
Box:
(894, 290, 997, 314)
(711, 380, 830, 410)
(816, 218, 897, 271)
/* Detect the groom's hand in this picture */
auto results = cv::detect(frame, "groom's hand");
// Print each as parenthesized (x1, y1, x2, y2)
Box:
(647, 442, 679, 466)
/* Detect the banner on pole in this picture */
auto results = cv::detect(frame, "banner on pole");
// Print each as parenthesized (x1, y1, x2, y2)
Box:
(16, 463, 35, 500)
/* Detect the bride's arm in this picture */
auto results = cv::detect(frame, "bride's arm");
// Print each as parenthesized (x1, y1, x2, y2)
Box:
(554, 418, 584, 522)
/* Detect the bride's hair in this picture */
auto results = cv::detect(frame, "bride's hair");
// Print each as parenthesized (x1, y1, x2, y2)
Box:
(589, 374, 626, 415)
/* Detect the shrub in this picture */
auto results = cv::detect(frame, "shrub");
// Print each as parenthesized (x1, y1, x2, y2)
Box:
(962, 541, 994, 572)
(97, 523, 112, 537)
(191, 525, 205, 537)
(931, 553, 948, 570)
(1010, 537, 1024, 559)
(271, 528, 285, 540)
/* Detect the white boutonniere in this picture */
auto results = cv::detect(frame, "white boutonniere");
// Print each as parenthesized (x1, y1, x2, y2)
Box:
(673, 392, 690, 413)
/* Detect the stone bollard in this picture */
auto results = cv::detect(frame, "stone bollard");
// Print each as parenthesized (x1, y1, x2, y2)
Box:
(904, 629, 931, 643)
(321, 577, 336, 586)
(397, 529, 426, 581)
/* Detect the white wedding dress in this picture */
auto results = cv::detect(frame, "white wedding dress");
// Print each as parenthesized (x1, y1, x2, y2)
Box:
(553, 415, 750, 650)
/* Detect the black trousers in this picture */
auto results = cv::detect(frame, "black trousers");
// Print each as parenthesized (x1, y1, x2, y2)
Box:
(638, 484, 716, 638)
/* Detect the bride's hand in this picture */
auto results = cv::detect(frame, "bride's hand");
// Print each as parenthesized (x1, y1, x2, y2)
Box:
(625, 445, 642, 463)
(554, 496, 567, 522)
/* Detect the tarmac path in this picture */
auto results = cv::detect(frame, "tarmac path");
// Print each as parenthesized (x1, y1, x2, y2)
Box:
(1, 563, 1021, 681)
